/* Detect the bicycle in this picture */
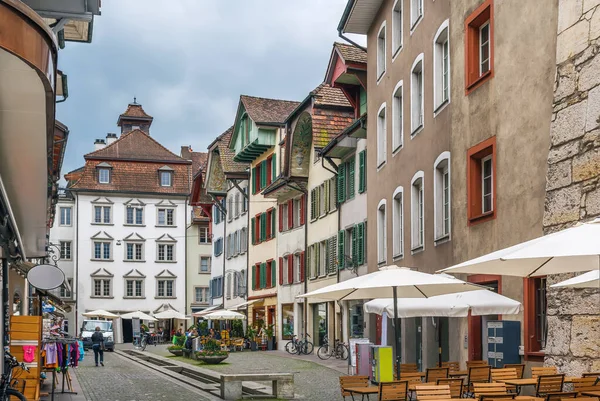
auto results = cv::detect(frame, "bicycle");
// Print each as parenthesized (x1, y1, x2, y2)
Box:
(1, 351, 28, 401)
(296, 333, 314, 355)
(317, 337, 348, 360)
(285, 335, 299, 354)
(133, 333, 148, 351)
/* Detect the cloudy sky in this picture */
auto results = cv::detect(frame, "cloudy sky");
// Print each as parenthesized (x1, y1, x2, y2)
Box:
(56, 0, 365, 177)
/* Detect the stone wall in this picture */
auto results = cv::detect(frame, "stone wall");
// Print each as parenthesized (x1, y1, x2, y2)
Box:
(543, 0, 600, 375)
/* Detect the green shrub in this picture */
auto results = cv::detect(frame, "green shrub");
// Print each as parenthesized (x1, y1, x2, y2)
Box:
(168, 345, 183, 350)
(231, 320, 244, 338)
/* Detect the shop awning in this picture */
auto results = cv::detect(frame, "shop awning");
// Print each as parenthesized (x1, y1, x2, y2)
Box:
(228, 300, 258, 310)
(192, 305, 221, 317)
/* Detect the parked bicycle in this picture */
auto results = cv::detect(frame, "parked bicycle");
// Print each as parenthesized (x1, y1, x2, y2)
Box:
(317, 337, 348, 360)
(133, 332, 149, 351)
(285, 334, 313, 355)
(1, 351, 29, 401)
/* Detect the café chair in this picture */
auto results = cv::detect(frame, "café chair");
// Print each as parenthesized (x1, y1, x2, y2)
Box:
(380, 380, 409, 401)
(339, 375, 369, 401)
(536, 374, 565, 397)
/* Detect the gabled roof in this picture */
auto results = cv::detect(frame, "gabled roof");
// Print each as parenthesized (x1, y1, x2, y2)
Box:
(117, 102, 153, 123)
(190, 152, 208, 175)
(240, 95, 300, 125)
(334, 42, 367, 64)
(216, 127, 248, 174)
(312, 83, 353, 108)
(85, 129, 187, 163)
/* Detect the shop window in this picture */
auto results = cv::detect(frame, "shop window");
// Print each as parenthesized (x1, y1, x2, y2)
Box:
(465, 0, 494, 93)
(282, 304, 294, 340)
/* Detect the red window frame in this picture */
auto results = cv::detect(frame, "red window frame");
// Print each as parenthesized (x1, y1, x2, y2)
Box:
(523, 277, 547, 362)
(467, 274, 502, 361)
(467, 136, 496, 225)
(464, 0, 494, 94)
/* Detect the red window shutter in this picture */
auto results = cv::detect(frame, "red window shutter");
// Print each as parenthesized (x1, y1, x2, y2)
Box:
(255, 214, 261, 243)
(279, 257, 283, 285)
(300, 195, 306, 226)
(266, 156, 272, 185)
(287, 255, 293, 285)
(266, 262, 272, 288)
(279, 204, 284, 232)
(254, 264, 259, 290)
(300, 251, 305, 282)
(287, 199, 293, 229)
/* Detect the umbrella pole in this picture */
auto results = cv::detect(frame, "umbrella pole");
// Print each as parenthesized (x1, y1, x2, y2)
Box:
(438, 318, 442, 367)
(393, 287, 401, 380)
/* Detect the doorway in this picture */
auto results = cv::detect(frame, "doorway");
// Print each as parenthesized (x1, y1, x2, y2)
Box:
(122, 319, 133, 343)
(468, 276, 501, 361)
(313, 303, 328, 346)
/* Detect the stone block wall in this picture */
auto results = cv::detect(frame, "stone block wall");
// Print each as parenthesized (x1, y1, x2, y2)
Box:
(543, 0, 600, 375)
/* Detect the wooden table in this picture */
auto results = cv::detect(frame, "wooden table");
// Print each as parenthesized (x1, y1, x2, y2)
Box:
(344, 386, 379, 401)
(498, 377, 578, 386)
(449, 370, 468, 377)
(581, 391, 600, 397)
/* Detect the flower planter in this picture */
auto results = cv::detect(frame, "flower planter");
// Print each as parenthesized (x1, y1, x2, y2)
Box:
(196, 354, 228, 364)
(168, 349, 183, 356)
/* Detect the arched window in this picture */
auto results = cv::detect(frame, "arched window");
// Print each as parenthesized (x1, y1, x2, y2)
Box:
(411, 171, 425, 252)
(392, 187, 404, 258)
(377, 199, 387, 264)
(433, 20, 450, 112)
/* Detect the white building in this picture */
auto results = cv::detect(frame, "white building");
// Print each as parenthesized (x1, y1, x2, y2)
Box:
(65, 101, 191, 342)
(224, 179, 249, 310)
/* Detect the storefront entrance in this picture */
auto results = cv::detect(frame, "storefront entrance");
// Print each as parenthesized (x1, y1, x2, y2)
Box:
(313, 303, 328, 346)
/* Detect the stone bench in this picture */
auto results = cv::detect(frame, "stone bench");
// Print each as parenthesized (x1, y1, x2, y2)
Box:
(220, 373, 294, 400)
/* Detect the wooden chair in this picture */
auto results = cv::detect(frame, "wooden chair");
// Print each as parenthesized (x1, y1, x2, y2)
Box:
(416, 384, 451, 400)
(479, 395, 516, 401)
(573, 377, 600, 395)
(490, 368, 518, 393)
(467, 361, 489, 368)
(532, 367, 558, 379)
(503, 364, 525, 379)
(545, 392, 577, 401)
(437, 378, 463, 398)
(426, 368, 449, 383)
(466, 366, 492, 397)
(401, 364, 420, 373)
(442, 362, 461, 373)
(339, 375, 369, 401)
(473, 382, 509, 398)
(569, 398, 600, 401)
(399, 372, 425, 385)
(583, 372, 600, 379)
(536, 374, 565, 397)
(379, 380, 409, 401)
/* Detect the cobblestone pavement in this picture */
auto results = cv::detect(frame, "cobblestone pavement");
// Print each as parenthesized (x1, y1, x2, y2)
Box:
(143, 345, 345, 400)
(74, 349, 219, 401)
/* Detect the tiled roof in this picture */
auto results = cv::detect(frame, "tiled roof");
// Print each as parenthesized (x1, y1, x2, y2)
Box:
(312, 83, 353, 108)
(216, 127, 248, 174)
(191, 152, 208, 175)
(312, 107, 355, 149)
(240, 95, 300, 124)
(118, 102, 153, 120)
(85, 129, 186, 163)
(334, 42, 367, 64)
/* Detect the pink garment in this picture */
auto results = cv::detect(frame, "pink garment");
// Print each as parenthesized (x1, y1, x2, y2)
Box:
(23, 345, 36, 363)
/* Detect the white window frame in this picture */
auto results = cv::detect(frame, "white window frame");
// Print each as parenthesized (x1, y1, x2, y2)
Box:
(60, 241, 72, 260)
(282, 254, 290, 285)
(59, 207, 72, 226)
(392, 0, 403, 59)
(198, 224, 210, 244)
(319, 183, 326, 217)
(410, 53, 425, 136)
(125, 205, 144, 225)
(194, 286, 209, 303)
(411, 171, 425, 253)
(156, 279, 175, 298)
(377, 21, 386, 82)
(199, 256, 211, 273)
(282, 202, 289, 231)
(392, 81, 404, 153)
(433, 152, 451, 244)
(156, 243, 176, 262)
(242, 187, 248, 213)
(377, 103, 387, 168)
(157, 207, 175, 226)
(319, 241, 327, 277)
(235, 193, 240, 218)
(481, 155, 493, 213)
(93, 278, 112, 298)
(98, 168, 110, 184)
(377, 199, 387, 264)
(160, 171, 172, 187)
(479, 21, 490, 76)
(294, 253, 301, 283)
(60, 278, 73, 298)
(125, 279, 144, 298)
(227, 197, 233, 222)
(410, 0, 424, 32)
(392, 187, 404, 259)
(124, 241, 144, 261)
(93, 205, 112, 224)
(433, 20, 450, 114)
(92, 240, 112, 260)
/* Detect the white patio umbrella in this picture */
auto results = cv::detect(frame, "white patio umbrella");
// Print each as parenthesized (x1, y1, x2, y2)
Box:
(550, 270, 600, 289)
(81, 309, 118, 319)
(203, 310, 246, 320)
(154, 310, 190, 320)
(297, 266, 484, 378)
(441, 218, 600, 277)
(120, 310, 158, 321)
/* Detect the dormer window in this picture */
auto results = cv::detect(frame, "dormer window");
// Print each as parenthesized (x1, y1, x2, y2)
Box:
(159, 166, 174, 187)
(99, 168, 110, 184)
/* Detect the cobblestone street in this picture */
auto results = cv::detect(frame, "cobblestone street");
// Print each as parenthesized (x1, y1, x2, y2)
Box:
(73, 349, 219, 401)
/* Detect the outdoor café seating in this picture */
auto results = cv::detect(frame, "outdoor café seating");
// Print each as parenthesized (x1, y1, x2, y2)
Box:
(442, 362, 461, 373)
(339, 375, 369, 401)
(467, 361, 490, 368)
(466, 366, 492, 396)
(426, 368, 449, 383)
(380, 381, 409, 401)
(544, 392, 577, 401)
(416, 384, 452, 400)
(491, 368, 519, 393)
(436, 378, 463, 398)
(536, 374, 565, 397)
(402, 364, 420, 373)
(572, 377, 600, 395)
(503, 364, 526, 379)
(532, 367, 558, 379)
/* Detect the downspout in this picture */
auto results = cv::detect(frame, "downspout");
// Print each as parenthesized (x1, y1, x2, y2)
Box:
(336, 0, 367, 52)
(245, 183, 250, 322)
(185, 195, 189, 315)
(338, 29, 367, 53)
(222, 203, 227, 313)
(74, 192, 79, 336)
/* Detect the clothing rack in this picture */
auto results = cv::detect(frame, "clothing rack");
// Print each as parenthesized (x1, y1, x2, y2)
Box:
(42, 337, 79, 401)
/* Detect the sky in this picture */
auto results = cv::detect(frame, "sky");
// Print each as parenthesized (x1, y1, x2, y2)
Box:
(56, 0, 366, 179)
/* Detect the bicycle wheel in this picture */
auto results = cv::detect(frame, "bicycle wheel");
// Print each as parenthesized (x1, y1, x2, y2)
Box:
(337, 343, 349, 360)
(317, 344, 331, 360)
(285, 341, 297, 354)
(6, 388, 27, 401)
(303, 341, 314, 355)
(140, 337, 147, 351)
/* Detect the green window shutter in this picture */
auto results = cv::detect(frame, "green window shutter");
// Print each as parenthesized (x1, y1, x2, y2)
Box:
(261, 160, 267, 189)
(252, 265, 256, 290)
(338, 230, 345, 270)
(348, 157, 355, 199)
(307, 246, 312, 279)
(252, 167, 257, 194)
(324, 180, 330, 213)
(310, 189, 315, 220)
(352, 225, 358, 265)
(260, 213, 266, 242)
(315, 244, 320, 277)
(338, 163, 346, 203)
(272, 153, 277, 179)
(330, 236, 337, 274)
(271, 260, 276, 288)
(358, 151, 366, 194)
(261, 263, 266, 289)
(357, 223, 365, 265)
(251, 217, 255, 245)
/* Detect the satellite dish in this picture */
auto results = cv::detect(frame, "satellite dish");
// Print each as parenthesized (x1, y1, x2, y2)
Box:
(27, 264, 65, 290)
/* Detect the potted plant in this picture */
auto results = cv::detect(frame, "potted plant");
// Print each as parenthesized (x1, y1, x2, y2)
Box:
(246, 326, 258, 351)
(231, 320, 244, 338)
(265, 324, 275, 351)
(195, 339, 228, 364)
(198, 320, 209, 336)
(167, 344, 184, 356)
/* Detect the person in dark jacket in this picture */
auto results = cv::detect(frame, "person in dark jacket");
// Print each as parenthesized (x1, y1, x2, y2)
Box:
(91, 326, 104, 367)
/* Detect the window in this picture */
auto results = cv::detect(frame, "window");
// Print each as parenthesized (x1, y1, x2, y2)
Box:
(392, 81, 403, 152)
(377, 200, 387, 264)
(467, 136, 496, 224)
(60, 278, 72, 298)
(98, 168, 110, 184)
(411, 172, 424, 252)
(434, 152, 451, 242)
(93, 205, 111, 224)
(434, 21, 450, 111)
(310, 187, 319, 221)
(339, 223, 365, 269)
(60, 241, 72, 260)
(235, 193, 240, 218)
(319, 183, 326, 217)
(228, 197, 233, 222)
(377, 21, 386, 80)
(411, 54, 424, 134)
(319, 241, 327, 276)
(194, 287, 209, 303)
(93, 241, 111, 260)
(125, 279, 143, 298)
(214, 237, 223, 256)
(393, 187, 404, 258)
(377, 103, 387, 167)
(198, 224, 210, 244)
(240, 228, 247, 253)
(226, 274, 232, 299)
(126, 206, 144, 225)
(93, 279, 111, 297)
(59, 207, 72, 226)
(524, 277, 547, 358)
(200, 256, 211, 273)
(125, 242, 144, 261)
(242, 187, 248, 213)
(337, 158, 355, 203)
(465, 0, 493, 92)
(157, 208, 175, 226)
(411, 0, 423, 29)
(252, 154, 277, 193)
(282, 255, 290, 284)
(358, 150, 366, 193)
(157, 279, 175, 297)
(211, 276, 223, 298)
(392, 0, 403, 56)
(157, 244, 175, 261)
(294, 253, 302, 283)
(160, 171, 172, 187)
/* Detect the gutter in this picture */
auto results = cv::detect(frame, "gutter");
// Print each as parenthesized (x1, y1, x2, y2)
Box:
(337, 0, 367, 52)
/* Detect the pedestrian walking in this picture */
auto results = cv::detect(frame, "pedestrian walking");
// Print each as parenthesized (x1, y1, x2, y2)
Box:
(91, 326, 105, 367)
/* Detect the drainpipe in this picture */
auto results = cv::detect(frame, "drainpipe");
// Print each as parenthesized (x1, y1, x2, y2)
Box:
(74, 193, 79, 337)
(185, 195, 189, 315)
(337, 30, 366, 53)
(245, 184, 250, 323)
(222, 200, 227, 313)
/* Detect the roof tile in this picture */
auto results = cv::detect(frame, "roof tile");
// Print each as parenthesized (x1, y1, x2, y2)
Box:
(240, 95, 300, 124)
(334, 42, 367, 64)
(215, 127, 248, 174)
(312, 83, 353, 108)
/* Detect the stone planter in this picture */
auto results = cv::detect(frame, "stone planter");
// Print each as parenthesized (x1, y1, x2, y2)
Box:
(168, 349, 183, 356)
(196, 354, 228, 364)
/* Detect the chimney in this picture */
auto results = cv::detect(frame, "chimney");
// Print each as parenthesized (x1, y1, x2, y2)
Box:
(94, 139, 106, 151)
(106, 133, 117, 145)
(180, 145, 193, 160)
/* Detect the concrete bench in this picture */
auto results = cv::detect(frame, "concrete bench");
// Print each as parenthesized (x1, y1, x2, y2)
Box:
(220, 373, 294, 400)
